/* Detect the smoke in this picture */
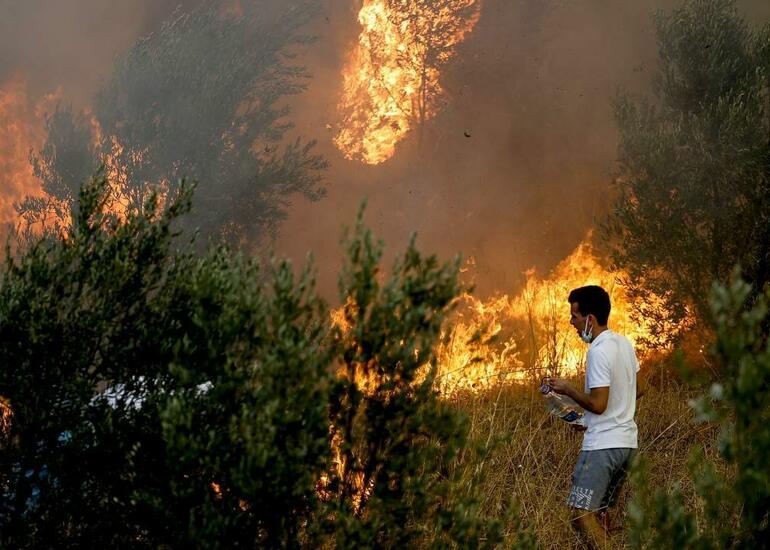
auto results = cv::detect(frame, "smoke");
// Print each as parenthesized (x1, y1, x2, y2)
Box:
(0, 0, 197, 104)
(276, 0, 770, 300)
(1, 0, 769, 299)
(1, 0, 321, 244)
(0, 0, 199, 231)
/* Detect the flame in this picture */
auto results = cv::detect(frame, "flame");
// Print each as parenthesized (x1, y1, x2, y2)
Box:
(0, 76, 52, 227)
(506, 239, 655, 374)
(85, 112, 129, 220)
(434, 237, 683, 394)
(24, 108, 166, 236)
(329, 297, 383, 396)
(87, 114, 164, 224)
(335, 0, 481, 164)
(332, 236, 683, 396)
(0, 396, 11, 440)
(325, 237, 684, 505)
(434, 293, 523, 394)
(0, 78, 158, 237)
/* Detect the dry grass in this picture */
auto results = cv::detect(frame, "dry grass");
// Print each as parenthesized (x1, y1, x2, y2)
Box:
(445, 368, 724, 549)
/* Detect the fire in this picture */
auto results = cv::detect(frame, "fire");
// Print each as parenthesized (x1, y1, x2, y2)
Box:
(0, 76, 50, 227)
(329, 297, 382, 395)
(327, 238, 683, 506)
(20, 108, 166, 237)
(0, 78, 151, 238)
(335, 0, 481, 164)
(87, 114, 164, 224)
(506, 239, 658, 374)
(434, 237, 678, 394)
(101, 138, 154, 223)
(0, 397, 11, 440)
(434, 293, 523, 394)
(332, 236, 680, 396)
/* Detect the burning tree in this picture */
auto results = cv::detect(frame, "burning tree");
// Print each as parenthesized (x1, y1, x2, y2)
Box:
(605, 0, 770, 339)
(321, 209, 526, 548)
(336, 0, 481, 164)
(0, 76, 50, 228)
(12, 105, 98, 240)
(18, 0, 327, 245)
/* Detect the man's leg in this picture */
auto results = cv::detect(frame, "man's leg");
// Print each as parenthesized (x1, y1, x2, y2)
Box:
(597, 508, 612, 532)
(566, 450, 631, 549)
(598, 448, 636, 533)
(571, 507, 609, 550)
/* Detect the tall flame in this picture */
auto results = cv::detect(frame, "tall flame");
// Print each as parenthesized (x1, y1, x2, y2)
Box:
(0, 77, 146, 237)
(0, 396, 11, 440)
(336, 0, 481, 164)
(333, 237, 682, 396)
(433, 237, 683, 394)
(0, 76, 51, 227)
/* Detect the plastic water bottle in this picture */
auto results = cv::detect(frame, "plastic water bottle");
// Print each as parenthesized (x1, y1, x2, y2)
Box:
(539, 383, 586, 425)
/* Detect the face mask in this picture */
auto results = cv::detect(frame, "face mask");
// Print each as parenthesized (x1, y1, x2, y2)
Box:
(580, 317, 593, 344)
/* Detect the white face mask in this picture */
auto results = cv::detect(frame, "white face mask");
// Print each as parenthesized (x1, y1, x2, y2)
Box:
(580, 317, 593, 344)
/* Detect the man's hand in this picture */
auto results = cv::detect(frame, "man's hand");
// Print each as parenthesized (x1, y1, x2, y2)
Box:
(571, 423, 587, 432)
(547, 377, 572, 395)
(545, 377, 609, 415)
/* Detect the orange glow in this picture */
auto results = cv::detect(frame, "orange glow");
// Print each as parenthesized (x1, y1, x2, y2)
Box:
(335, 0, 481, 164)
(506, 239, 653, 375)
(332, 236, 683, 396)
(87, 114, 164, 224)
(0, 76, 51, 227)
(434, 237, 683, 394)
(434, 293, 522, 394)
(0, 397, 11, 439)
(0, 77, 152, 237)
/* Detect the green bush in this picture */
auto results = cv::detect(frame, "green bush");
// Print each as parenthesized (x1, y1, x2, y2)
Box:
(0, 174, 333, 547)
(628, 271, 770, 548)
(605, 0, 770, 341)
(320, 210, 517, 549)
(0, 176, 520, 548)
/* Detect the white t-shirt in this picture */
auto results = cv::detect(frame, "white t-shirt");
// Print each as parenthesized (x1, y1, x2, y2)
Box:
(581, 329, 640, 451)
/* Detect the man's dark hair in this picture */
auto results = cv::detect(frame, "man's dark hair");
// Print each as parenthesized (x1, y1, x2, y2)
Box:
(568, 285, 611, 325)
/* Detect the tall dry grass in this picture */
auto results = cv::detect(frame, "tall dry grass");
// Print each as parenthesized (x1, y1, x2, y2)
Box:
(428, 282, 722, 547)
(445, 366, 724, 549)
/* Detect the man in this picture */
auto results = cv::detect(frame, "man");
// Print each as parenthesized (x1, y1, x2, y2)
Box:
(548, 285, 643, 549)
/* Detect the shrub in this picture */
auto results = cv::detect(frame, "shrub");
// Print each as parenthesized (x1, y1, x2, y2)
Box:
(0, 176, 523, 548)
(628, 270, 770, 548)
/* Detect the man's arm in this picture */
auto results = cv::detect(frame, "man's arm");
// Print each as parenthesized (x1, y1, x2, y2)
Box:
(636, 371, 647, 399)
(549, 379, 609, 415)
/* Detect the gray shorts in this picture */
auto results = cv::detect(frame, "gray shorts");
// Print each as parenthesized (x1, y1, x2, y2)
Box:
(566, 448, 636, 511)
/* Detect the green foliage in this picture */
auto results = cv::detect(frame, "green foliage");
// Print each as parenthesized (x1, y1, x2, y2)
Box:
(0, 174, 333, 547)
(0, 179, 523, 548)
(156, 248, 332, 548)
(605, 0, 770, 340)
(627, 270, 770, 548)
(318, 207, 517, 548)
(21, 0, 327, 244)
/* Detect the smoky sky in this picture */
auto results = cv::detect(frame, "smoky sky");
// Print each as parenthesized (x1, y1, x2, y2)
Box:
(2, 0, 770, 301)
(0, 0, 198, 102)
(277, 0, 770, 300)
